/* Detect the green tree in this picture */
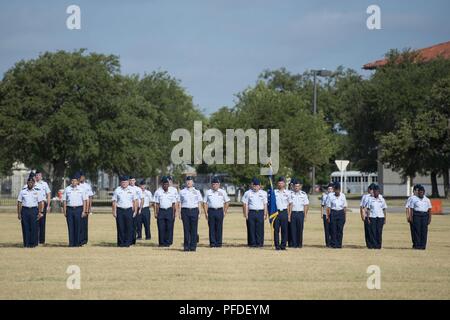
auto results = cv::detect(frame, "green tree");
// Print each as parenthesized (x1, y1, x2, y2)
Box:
(0, 49, 159, 193)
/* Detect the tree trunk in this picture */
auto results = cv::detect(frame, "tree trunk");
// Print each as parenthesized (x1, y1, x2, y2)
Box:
(443, 169, 450, 199)
(51, 160, 66, 197)
(430, 171, 440, 198)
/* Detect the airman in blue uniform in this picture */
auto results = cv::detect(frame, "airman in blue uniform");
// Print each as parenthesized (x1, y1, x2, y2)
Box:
(129, 176, 143, 244)
(407, 185, 432, 250)
(112, 176, 138, 247)
(63, 172, 88, 247)
(326, 182, 347, 249)
(242, 178, 267, 247)
(289, 178, 309, 248)
(204, 176, 231, 248)
(34, 170, 51, 244)
(154, 176, 177, 247)
(406, 184, 420, 248)
(137, 180, 153, 240)
(320, 183, 333, 247)
(274, 177, 292, 250)
(78, 170, 93, 246)
(179, 176, 202, 251)
(360, 183, 375, 248)
(17, 174, 45, 248)
(364, 184, 387, 249)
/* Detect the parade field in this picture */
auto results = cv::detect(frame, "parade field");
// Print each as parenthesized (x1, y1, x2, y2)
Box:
(0, 207, 449, 300)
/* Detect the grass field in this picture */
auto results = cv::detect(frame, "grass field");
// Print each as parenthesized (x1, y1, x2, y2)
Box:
(0, 207, 449, 300)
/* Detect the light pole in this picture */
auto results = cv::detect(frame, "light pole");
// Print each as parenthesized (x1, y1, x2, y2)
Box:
(311, 69, 332, 194)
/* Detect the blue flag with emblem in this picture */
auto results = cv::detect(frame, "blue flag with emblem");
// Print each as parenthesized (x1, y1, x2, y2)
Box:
(267, 171, 278, 225)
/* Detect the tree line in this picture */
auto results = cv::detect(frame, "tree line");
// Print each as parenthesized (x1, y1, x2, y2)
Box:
(0, 49, 448, 197)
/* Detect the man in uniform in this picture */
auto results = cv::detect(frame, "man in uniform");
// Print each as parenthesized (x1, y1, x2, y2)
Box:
(405, 184, 420, 248)
(289, 178, 309, 248)
(407, 185, 432, 250)
(154, 176, 177, 247)
(321, 183, 333, 247)
(167, 175, 180, 245)
(112, 176, 138, 247)
(17, 174, 44, 248)
(242, 178, 267, 248)
(326, 182, 347, 249)
(204, 176, 231, 248)
(34, 170, 51, 244)
(78, 170, 94, 246)
(179, 176, 203, 251)
(360, 183, 375, 248)
(129, 176, 143, 244)
(273, 176, 292, 250)
(62, 172, 88, 247)
(137, 180, 153, 240)
(364, 184, 387, 249)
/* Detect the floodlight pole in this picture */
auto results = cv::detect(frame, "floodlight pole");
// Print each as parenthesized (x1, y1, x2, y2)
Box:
(311, 69, 332, 194)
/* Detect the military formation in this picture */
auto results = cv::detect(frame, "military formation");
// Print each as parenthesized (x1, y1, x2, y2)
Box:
(17, 172, 434, 251)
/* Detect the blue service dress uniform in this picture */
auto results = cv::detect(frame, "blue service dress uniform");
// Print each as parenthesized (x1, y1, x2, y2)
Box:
(180, 186, 202, 251)
(112, 185, 138, 247)
(79, 181, 93, 245)
(360, 193, 372, 248)
(130, 184, 143, 244)
(407, 195, 432, 250)
(205, 187, 231, 248)
(17, 186, 45, 247)
(290, 190, 309, 248)
(326, 192, 347, 248)
(365, 194, 387, 249)
(63, 184, 88, 247)
(137, 188, 153, 240)
(321, 192, 331, 247)
(242, 189, 267, 247)
(154, 188, 177, 247)
(274, 189, 292, 250)
(34, 179, 51, 244)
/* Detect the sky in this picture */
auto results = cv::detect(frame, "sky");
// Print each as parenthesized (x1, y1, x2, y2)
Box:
(1, 0, 449, 115)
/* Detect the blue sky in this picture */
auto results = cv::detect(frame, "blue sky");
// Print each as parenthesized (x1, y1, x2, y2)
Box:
(1, 0, 449, 114)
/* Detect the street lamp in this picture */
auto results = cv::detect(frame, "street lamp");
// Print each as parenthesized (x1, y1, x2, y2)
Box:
(311, 69, 332, 194)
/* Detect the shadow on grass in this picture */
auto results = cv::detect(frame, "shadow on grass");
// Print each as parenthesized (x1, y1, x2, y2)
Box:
(0, 242, 25, 248)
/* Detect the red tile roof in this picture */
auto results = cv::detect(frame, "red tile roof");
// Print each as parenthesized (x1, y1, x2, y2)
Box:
(363, 40, 450, 70)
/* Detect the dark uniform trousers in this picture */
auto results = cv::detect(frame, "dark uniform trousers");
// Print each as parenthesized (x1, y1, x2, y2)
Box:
(412, 211, 429, 250)
(181, 208, 199, 251)
(38, 202, 47, 244)
(21, 207, 39, 248)
(137, 206, 151, 240)
(131, 209, 139, 245)
(66, 206, 83, 247)
(368, 217, 385, 249)
(246, 219, 250, 246)
(290, 211, 305, 248)
(364, 217, 372, 248)
(80, 214, 89, 245)
(116, 207, 133, 247)
(157, 208, 174, 246)
(273, 209, 288, 249)
(288, 221, 293, 247)
(208, 208, 224, 247)
(322, 215, 331, 247)
(248, 210, 264, 247)
(329, 209, 345, 248)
